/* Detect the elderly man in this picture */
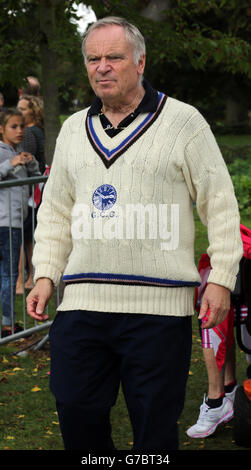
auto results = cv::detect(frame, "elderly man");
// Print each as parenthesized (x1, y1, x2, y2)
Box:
(27, 17, 243, 451)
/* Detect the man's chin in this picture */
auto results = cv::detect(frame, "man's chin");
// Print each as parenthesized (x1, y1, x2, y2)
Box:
(94, 82, 116, 94)
(96, 89, 117, 100)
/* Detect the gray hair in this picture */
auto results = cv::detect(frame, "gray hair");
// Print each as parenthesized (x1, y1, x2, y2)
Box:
(82, 16, 146, 65)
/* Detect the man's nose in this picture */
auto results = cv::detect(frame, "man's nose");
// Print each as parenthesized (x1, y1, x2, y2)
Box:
(97, 58, 111, 73)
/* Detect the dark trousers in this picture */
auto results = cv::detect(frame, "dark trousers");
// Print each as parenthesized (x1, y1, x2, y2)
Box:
(49, 309, 192, 451)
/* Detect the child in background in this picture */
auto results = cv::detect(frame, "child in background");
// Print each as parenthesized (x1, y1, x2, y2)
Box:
(0, 109, 40, 337)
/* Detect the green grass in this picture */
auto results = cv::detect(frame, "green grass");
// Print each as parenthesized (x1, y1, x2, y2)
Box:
(0, 340, 62, 450)
(216, 135, 251, 147)
(1, 212, 250, 451)
(216, 134, 251, 166)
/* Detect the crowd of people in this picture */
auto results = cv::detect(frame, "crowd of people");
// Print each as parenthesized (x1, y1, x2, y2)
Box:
(0, 76, 46, 337)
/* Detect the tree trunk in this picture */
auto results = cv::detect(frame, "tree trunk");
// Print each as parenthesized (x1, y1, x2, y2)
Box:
(224, 76, 249, 129)
(225, 97, 248, 128)
(39, 0, 61, 165)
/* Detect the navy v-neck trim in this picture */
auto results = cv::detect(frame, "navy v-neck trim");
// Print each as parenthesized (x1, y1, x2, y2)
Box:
(85, 93, 167, 169)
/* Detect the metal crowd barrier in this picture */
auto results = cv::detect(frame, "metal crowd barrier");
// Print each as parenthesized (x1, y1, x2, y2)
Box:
(0, 175, 60, 348)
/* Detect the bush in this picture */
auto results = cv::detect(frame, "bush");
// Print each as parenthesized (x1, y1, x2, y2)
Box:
(220, 145, 251, 164)
(227, 159, 251, 214)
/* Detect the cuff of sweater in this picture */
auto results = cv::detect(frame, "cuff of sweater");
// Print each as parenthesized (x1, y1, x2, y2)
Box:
(207, 269, 237, 292)
(34, 265, 62, 287)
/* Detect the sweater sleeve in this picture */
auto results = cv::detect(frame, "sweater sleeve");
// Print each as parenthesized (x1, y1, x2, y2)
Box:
(27, 156, 41, 176)
(182, 119, 243, 291)
(32, 123, 74, 286)
(0, 159, 13, 180)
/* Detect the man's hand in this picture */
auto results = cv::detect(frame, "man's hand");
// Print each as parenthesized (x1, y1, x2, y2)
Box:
(198, 282, 231, 329)
(26, 278, 54, 321)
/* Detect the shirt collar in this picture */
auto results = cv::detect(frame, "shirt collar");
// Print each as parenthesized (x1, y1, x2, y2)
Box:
(88, 80, 159, 116)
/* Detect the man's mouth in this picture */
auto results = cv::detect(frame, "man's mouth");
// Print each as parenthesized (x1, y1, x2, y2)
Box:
(96, 78, 115, 84)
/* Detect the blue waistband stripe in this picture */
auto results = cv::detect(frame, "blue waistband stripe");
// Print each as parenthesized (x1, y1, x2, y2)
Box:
(62, 272, 200, 288)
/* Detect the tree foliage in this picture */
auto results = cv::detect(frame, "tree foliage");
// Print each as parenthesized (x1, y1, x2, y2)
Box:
(1, 0, 250, 161)
(0, 0, 86, 162)
(0, 0, 84, 90)
(0, 1, 39, 88)
(88, 0, 251, 77)
(167, 0, 251, 77)
(1, 0, 251, 93)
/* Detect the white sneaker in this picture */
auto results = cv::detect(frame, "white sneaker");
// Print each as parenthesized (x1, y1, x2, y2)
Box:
(225, 384, 239, 403)
(186, 395, 234, 438)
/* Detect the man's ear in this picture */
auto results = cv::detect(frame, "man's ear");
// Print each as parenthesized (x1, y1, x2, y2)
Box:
(137, 54, 146, 76)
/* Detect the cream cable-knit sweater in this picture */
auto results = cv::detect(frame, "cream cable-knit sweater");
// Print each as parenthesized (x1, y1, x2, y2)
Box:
(33, 94, 243, 316)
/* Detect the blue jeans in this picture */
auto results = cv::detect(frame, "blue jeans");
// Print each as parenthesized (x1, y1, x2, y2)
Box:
(0, 227, 21, 326)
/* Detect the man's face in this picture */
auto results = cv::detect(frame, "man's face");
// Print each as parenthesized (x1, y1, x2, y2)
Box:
(85, 25, 145, 104)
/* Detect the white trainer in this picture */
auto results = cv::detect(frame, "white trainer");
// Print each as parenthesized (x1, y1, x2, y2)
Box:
(186, 395, 234, 438)
(225, 384, 239, 403)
